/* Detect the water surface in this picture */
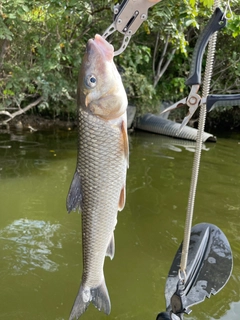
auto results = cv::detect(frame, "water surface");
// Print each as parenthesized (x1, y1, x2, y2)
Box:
(0, 129, 239, 320)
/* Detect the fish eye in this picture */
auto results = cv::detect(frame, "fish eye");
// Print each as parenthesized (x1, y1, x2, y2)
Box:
(85, 74, 97, 88)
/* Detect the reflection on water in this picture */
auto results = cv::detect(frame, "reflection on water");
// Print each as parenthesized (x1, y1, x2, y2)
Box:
(0, 219, 61, 274)
(0, 132, 47, 177)
(0, 129, 77, 178)
(0, 135, 41, 148)
(133, 131, 213, 157)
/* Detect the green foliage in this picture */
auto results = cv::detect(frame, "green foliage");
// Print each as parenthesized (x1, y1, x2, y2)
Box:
(122, 66, 158, 114)
(227, 13, 240, 38)
(0, 0, 240, 121)
(189, 0, 214, 8)
(0, 0, 112, 116)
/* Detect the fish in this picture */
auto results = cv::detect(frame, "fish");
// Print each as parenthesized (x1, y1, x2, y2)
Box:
(66, 34, 129, 319)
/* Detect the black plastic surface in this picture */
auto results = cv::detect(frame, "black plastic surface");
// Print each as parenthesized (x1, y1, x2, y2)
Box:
(186, 8, 226, 86)
(207, 94, 240, 111)
(164, 223, 233, 313)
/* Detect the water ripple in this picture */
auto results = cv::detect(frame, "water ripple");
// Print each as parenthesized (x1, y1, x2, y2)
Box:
(0, 219, 61, 275)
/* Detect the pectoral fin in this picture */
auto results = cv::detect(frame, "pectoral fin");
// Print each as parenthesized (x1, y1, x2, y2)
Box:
(118, 186, 126, 211)
(66, 171, 82, 213)
(106, 233, 115, 260)
(121, 120, 129, 168)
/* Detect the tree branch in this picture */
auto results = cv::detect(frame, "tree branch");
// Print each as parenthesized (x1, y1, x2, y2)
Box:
(0, 96, 43, 124)
(0, 110, 14, 118)
(156, 33, 170, 77)
(0, 39, 9, 69)
(153, 32, 160, 76)
(153, 47, 176, 88)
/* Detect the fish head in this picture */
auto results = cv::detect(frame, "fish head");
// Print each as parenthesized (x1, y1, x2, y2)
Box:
(78, 34, 128, 120)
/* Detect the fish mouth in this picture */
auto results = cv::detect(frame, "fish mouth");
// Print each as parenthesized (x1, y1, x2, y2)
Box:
(87, 34, 114, 61)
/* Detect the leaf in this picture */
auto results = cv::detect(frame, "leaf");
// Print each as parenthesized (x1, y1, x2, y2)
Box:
(189, 0, 196, 7)
(200, 0, 214, 8)
(3, 89, 15, 96)
(185, 19, 195, 27)
(22, 5, 29, 12)
(8, 13, 16, 19)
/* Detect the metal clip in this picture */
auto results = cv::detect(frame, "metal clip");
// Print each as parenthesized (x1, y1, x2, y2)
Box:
(170, 280, 191, 319)
(223, 0, 233, 20)
(103, 0, 161, 56)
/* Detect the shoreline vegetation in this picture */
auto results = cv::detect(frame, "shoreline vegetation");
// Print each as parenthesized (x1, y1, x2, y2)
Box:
(1, 107, 240, 134)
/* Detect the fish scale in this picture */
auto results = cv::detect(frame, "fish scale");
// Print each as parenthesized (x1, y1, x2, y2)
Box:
(79, 109, 125, 284)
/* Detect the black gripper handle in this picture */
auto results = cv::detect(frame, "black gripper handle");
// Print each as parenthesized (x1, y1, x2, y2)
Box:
(207, 94, 240, 111)
(186, 8, 227, 86)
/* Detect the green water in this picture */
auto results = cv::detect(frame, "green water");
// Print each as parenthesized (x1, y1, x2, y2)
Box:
(0, 129, 239, 320)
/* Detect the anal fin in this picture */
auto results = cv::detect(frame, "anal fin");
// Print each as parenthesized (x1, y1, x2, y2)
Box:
(106, 233, 115, 260)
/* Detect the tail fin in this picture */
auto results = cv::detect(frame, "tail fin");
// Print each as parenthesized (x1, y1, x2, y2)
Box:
(91, 280, 111, 314)
(69, 280, 111, 320)
(69, 285, 90, 320)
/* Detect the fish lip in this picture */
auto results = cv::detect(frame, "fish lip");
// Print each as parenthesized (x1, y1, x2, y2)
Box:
(87, 34, 114, 61)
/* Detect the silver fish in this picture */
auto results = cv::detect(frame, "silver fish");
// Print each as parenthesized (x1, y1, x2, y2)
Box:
(66, 34, 129, 319)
